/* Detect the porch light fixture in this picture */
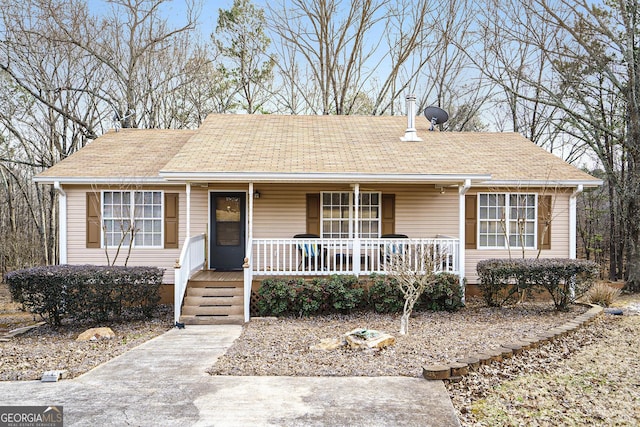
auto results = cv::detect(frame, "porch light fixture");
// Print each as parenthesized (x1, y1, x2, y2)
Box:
(254, 191, 261, 199)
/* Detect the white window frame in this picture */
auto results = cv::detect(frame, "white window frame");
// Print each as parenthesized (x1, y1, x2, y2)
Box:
(101, 190, 164, 248)
(478, 193, 537, 250)
(321, 191, 381, 239)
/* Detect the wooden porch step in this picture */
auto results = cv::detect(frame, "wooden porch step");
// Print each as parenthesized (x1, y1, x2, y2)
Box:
(181, 304, 243, 316)
(181, 272, 244, 325)
(186, 286, 243, 297)
(179, 314, 244, 325)
(183, 295, 243, 306)
(187, 280, 243, 288)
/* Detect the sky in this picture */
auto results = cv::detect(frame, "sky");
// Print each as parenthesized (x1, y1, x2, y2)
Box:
(86, 0, 228, 37)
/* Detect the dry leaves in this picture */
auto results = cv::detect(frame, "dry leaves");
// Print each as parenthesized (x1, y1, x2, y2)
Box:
(209, 300, 583, 377)
(447, 296, 640, 426)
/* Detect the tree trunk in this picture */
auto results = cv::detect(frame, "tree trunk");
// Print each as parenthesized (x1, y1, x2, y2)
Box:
(399, 312, 409, 336)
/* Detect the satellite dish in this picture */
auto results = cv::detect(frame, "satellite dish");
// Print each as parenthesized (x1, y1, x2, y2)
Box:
(423, 106, 449, 131)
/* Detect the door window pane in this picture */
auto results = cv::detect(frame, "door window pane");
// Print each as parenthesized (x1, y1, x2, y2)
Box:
(216, 197, 241, 246)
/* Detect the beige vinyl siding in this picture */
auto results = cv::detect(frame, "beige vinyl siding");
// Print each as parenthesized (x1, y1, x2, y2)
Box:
(393, 186, 459, 238)
(64, 182, 572, 286)
(464, 190, 571, 284)
(66, 185, 185, 284)
(249, 184, 459, 239)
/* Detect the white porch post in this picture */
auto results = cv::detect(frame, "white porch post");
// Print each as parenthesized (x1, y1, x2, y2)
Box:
(458, 179, 471, 304)
(185, 182, 191, 240)
(248, 183, 254, 243)
(353, 183, 360, 275)
(569, 185, 583, 259)
(54, 182, 67, 264)
(244, 182, 254, 322)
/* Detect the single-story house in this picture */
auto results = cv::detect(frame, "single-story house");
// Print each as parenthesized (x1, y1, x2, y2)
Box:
(35, 98, 602, 324)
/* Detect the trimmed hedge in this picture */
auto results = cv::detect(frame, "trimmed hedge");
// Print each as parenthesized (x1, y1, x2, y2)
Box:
(476, 258, 598, 310)
(419, 272, 465, 312)
(368, 273, 464, 313)
(256, 273, 464, 317)
(257, 275, 365, 317)
(5, 265, 164, 325)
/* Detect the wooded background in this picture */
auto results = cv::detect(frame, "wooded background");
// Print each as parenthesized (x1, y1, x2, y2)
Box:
(1, 0, 637, 290)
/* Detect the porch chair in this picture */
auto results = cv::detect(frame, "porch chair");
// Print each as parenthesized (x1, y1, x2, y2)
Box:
(380, 234, 409, 268)
(293, 233, 326, 270)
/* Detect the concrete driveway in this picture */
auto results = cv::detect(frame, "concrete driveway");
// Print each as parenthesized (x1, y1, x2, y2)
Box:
(0, 325, 460, 426)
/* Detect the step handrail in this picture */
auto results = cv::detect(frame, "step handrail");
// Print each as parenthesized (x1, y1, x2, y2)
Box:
(174, 233, 206, 324)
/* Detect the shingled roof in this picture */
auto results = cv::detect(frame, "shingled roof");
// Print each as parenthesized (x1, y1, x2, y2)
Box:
(36, 114, 600, 186)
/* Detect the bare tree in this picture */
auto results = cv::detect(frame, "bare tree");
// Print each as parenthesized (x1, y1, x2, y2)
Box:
(468, 0, 632, 284)
(0, 0, 204, 272)
(384, 244, 443, 335)
(29, 0, 200, 129)
(214, 0, 275, 114)
(268, 0, 389, 115)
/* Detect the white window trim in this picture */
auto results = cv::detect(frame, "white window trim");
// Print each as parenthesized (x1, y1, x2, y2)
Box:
(477, 192, 538, 250)
(320, 191, 381, 239)
(101, 190, 165, 249)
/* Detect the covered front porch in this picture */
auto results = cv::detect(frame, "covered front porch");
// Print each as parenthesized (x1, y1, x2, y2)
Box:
(174, 235, 461, 324)
(173, 180, 471, 324)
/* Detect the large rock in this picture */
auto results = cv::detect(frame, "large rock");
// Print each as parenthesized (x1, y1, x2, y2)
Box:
(344, 328, 396, 350)
(76, 327, 115, 342)
(310, 337, 346, 351)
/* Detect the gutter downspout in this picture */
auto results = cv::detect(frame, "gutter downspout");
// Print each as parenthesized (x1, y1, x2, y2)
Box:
(54, 182, 67, 264)
(569, 184, 583, 260)
(458, 179, 471, 304)
(569, 185, 583, 300)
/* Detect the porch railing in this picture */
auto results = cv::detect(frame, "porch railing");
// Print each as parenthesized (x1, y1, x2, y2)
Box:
(251, 237, 459, 276)
(174, 233, 206, 323)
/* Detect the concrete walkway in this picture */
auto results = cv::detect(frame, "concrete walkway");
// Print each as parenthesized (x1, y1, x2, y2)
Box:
(0, 326, 460, 426)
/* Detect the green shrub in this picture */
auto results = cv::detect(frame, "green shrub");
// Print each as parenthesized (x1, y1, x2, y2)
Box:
(256, 275, 364, 317)
(476, 258, 598, 310)
(476, 259, 523, 307)
(256, 278, 299, 316)
(5, 265, 163, 325)
(367, 273, 463, 313)
(419, 273, 464, 312)
(292, 279, 324, 316)
(367, 274, 404, 313)
(324, 275, 364, 313)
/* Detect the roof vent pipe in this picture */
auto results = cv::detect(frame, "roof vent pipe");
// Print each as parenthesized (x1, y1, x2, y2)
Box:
(400, 94, 422, 142)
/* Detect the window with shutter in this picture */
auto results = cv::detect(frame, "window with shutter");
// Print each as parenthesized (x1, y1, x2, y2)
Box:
(465, 194, 477, 249)
(537, 195, 552, 250)
(86, 193, 101, 248)
(164, 193, 179, 248)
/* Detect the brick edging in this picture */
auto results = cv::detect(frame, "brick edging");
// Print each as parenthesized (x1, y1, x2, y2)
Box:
(422, 304, 604, 381)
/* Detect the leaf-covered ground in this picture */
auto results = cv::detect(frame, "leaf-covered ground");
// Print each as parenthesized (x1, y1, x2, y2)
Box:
(447, 294, 640, 426)
(209, 301, 584, 377)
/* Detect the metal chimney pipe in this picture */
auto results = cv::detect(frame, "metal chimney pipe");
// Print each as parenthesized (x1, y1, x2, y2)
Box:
(401, 94, 422, 141)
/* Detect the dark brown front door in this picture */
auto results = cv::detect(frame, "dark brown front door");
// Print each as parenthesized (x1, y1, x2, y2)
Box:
(210, 192, 246, 270)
